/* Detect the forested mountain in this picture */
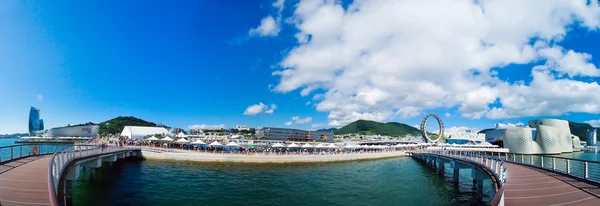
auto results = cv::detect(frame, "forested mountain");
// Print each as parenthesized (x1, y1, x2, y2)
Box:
(334, 120, 420, 137)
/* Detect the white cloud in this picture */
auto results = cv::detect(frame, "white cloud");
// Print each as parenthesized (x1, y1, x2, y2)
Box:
(265, 104, 278, 114)
(311, 124, 324, 128)
(285, 121, 293, 126)
(37, 94, 44, 101)
(244, 102, 278, 115)
(273, 0, 285, 12)
(249, 0, 286, 37)
(306, 101, 311, 105)
(244, 102, 266, 115)
(292, 116, 312, 124)
(249, 16, 280, 37)
(445, 126, 479, 133)
(444, 113, 451, 118)
(266, 0, 600, 126)
(443, 126, 480, 137)
(584, 119, 600, 127)
(188, 124, 225, 130)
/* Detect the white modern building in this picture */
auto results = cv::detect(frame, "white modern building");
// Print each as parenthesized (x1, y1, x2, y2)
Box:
(236, 125, 250, 131)
(485, 119, 579, 154)
(120, 126, 169, 140)
(445, 128, 486, 144)
(48, 125, 100, 137)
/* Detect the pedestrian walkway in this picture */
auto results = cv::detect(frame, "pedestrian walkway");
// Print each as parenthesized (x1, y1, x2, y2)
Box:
(503, 163, 600, 206)
(0, 156, 50, 206)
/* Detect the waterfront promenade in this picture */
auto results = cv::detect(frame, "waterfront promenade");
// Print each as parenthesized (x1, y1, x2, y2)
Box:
(141, 147, 408, 163)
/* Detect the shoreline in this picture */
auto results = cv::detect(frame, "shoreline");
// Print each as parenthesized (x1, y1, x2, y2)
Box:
(141, 150, 408, 164)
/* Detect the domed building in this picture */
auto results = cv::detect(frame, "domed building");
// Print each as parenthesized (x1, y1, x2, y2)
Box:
(485, 119, 581, 154)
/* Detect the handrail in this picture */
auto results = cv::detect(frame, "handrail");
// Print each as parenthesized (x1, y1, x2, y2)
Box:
(47, 144, 140, 206)
(0, 144, 62, 163)
(496, 152, 600, 184)
(412, 149, 506, 205)
(497, 152, 600, 164)
(424, 150, 507, 186)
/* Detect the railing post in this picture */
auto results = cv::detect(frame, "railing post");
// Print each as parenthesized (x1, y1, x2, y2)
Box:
(566, 159, 571, 174)
(552, 158, 556, 170)
(10, 147, 13, 160)
(541, 156, 544, 168)
(529, 155, 533, 165)
(584, 162, 589, 179)
(19, 146, 22, 158)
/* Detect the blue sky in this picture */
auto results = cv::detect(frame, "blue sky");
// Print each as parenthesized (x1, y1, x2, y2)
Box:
(2, 0, 600, 134)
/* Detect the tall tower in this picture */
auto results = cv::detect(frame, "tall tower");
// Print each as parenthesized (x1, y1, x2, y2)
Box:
(28, 107, 43, 136)
(587, 129, 597, 146)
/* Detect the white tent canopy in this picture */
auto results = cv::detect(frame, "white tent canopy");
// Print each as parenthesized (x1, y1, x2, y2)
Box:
(226, 142, 240, 147)
(209, 141, 223, 146)
(121, 126, 169, 140)
(327, 144, 338, 148)
(147, 136, 159, 141)
(301, 143, 313, 148)
(287, 143, 300, 148)
(375, 145, 387, 149)
(191, 140, 206, 144)
(272, 143, 285, 147)
(177, 132, 187, 138)
(315, 143, 326, 148)
(161, 137, 174, 141)
(176, 138, 189, 143)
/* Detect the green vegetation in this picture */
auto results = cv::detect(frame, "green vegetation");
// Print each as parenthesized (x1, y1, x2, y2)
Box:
(568, 121, 598, 141)
(334, 120, 421, 137)
(0, 133, 29, 138)
(66, 122, 96, 127)
(316, 128, 338, 132)
(98, 116, 159, 135)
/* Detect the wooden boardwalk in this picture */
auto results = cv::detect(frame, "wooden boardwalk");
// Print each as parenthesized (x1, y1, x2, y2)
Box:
(0, 156, 50, 206)
(504, 162, 600, 206)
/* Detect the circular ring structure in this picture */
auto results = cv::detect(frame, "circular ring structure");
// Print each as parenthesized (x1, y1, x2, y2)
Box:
(420, 114, 444, 143)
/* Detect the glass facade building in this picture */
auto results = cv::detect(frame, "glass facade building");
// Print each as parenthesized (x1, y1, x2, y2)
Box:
(28, 107, 44, 135)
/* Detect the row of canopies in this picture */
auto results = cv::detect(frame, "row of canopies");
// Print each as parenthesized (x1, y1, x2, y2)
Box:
(270, 143, 340, 148)
(405, 142, 500, 148)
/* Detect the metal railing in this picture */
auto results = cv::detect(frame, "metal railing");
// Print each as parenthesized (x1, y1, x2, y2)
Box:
(425, 149, 507, 185)
(0, 144, 61, 163)
(48, 144, 139, 206)
(497, 153, 600, 184)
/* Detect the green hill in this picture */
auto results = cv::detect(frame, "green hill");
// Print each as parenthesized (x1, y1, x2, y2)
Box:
(334, 120, 420, 137)
(568, 121, 597, 141)
(98, 116, 159, 135)
(316, 128, 338, 132)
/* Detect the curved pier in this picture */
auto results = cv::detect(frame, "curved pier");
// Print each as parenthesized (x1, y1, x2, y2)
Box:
(411, 150, 600, 206)
(0, 145, 139, 206)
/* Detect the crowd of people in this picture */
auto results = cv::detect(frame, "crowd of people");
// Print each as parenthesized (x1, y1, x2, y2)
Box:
(140, 142, 423, 156)
(96, 135, 429, 156)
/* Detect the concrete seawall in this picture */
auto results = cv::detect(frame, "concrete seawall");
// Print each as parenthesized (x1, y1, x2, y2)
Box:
(142, 150, 407, 164)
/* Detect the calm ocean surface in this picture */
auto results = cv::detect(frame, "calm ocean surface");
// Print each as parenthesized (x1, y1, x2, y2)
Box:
(71, 157, 496, 206)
